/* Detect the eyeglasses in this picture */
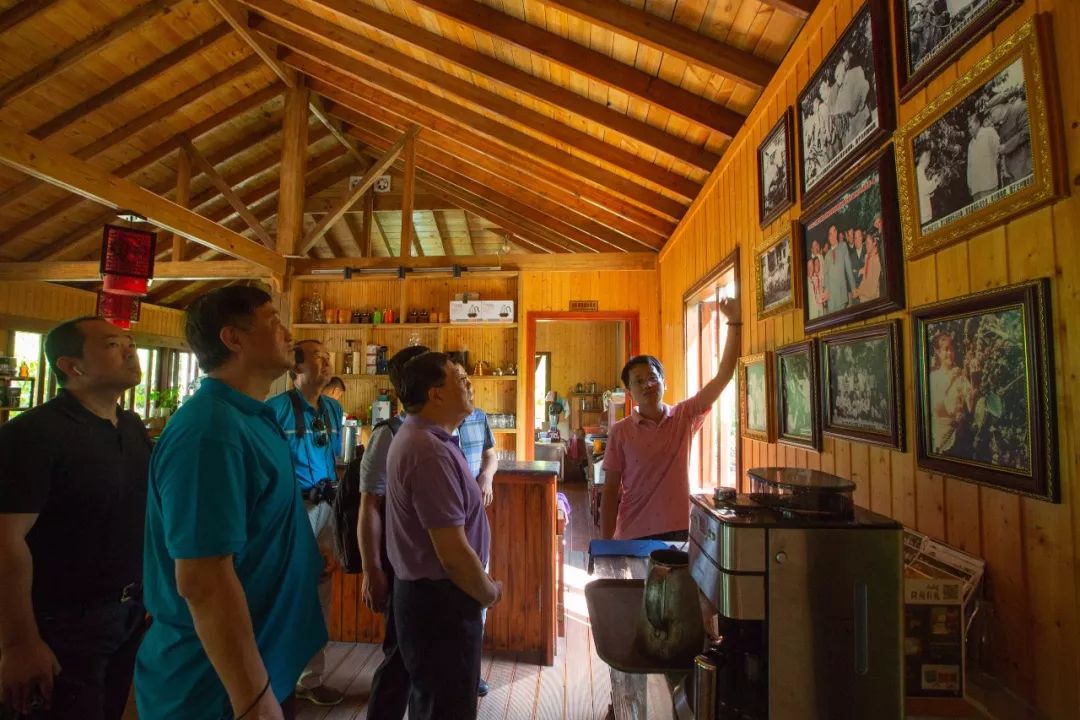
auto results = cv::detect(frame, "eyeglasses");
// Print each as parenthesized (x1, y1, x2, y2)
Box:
(311, 417, 329, 447)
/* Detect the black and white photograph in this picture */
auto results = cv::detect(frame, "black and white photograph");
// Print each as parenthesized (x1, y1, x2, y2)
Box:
(912, 279, 1058, 501)
(758, 109, 795, 228)
(895, 0, 1022, 98)
(797, 0, 894, 201)
(754, 224, 800, 320)
(913, 58, 1032, 237)
(896, 17, 1066, 259)
(776, 340, 822, 451)
(739, 353, 775, 443)
(800, 148, 904, 334)
(820, 321, 905, 449)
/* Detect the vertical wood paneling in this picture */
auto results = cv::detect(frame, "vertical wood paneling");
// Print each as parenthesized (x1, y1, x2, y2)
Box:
(657, 0, 1080, 714)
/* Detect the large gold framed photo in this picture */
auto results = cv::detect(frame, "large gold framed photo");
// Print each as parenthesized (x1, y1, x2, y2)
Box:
(754, 222, 801, 320)
(895, 15, 1066, 260)
(739, 353, 775, 443)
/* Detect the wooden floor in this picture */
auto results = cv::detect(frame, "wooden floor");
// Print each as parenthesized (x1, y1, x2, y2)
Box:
(297, 485, 621, 720)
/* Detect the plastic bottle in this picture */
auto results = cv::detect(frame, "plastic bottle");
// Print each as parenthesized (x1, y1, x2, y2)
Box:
(18, 361, 29, 378)
(372, 309, 383, 325)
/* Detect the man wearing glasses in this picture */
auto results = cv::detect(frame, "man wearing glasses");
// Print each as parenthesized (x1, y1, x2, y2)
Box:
(267, 340, 344, 707)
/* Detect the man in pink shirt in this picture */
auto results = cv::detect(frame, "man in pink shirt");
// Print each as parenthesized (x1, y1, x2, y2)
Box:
(601, 299, 741, 540)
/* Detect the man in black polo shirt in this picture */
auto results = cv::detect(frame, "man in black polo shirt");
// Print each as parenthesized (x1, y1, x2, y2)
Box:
(0, 316, 149, 719)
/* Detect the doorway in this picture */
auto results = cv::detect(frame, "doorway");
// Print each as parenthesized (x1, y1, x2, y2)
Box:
(525, 311, 639, 460)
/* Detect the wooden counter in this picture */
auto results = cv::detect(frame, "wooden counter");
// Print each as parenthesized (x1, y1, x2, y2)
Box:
(326, 460, 561, 666)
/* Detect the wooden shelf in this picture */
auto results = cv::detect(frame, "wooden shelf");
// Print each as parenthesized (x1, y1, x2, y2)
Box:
(469, 375, 518, 381)
(492, 428, 519, 435)
(339, 374, 382, 381)
(292, 322, 518, 330)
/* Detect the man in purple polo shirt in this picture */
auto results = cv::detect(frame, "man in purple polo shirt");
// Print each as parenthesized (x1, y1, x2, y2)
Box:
(384, 352, 502, 720)
(601, 298, 741, 540)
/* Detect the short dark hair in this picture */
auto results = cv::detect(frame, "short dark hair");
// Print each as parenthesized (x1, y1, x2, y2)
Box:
(398, 351, 450, 414)
(325, 376, 346, 393)
(44, 316, 100, 386)
(185, 285, 273, 372)
(388, 345, 429, 398)
(621, 355, 665, 388)
(289, 339, 324, 380)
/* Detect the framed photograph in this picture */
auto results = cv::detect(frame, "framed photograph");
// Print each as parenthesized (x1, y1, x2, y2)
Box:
(754, 223, 801, 320)
(895, 16, 1067, 260)
(820, 320, 905, 450)
(912, 279, 1058, 502)
(797, 0, 894, 203)
(758, 108, 796, 228)
(775, 340, 822, 451)
(894, 0, 1022, 100)
(739, 353, 775, 443)
(800, 146, 905, 334)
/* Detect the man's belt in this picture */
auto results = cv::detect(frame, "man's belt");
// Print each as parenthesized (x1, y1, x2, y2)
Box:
(302, 479, 337, 504)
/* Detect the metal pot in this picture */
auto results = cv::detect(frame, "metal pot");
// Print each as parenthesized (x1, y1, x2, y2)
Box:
(636, 549, 705, 665)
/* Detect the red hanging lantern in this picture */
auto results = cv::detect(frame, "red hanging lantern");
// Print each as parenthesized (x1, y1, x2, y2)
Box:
(96, 291, 142, 330)
(100, 223, 156, 296)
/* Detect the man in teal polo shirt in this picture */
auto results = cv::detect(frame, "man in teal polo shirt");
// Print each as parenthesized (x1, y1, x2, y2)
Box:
(136, 286, 325, 720)
(266, 339, 344, 706)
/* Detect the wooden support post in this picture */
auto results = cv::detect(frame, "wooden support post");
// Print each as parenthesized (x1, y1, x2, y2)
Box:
(171, 145, 192, 260)
(361, 190, 373, 257)
(277, 78, 309, 256)
(399, 131, 417, 259)
(183, 138, 275, 247)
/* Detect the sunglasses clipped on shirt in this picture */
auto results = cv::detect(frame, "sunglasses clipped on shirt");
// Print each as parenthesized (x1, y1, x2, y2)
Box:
(310, 416, 329, 447)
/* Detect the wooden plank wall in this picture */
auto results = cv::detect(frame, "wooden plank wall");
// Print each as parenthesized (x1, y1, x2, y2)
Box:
(0, 280, 186, 346)
(535, 320, 621, 399)
(657, 0, 1080, 716)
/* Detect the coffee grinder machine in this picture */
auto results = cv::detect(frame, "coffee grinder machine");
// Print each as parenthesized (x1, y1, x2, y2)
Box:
(684, 467, 903, 719)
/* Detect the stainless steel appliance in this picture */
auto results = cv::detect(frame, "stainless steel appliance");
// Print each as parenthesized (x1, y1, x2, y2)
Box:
(684, 467, 903, 719)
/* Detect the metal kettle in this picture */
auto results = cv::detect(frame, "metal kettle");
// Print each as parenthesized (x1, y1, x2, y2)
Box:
(636, 549, 706, 665)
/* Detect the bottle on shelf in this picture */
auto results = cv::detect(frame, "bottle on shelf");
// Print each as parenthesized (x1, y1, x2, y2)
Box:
(18, 361, 29, 379)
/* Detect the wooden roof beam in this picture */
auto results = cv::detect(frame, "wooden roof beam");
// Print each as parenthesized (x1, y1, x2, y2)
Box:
(371, 214, 393, 256)
(341, 214, 365, 257)
(13, 83, 285, 259)
(758, 0, 818, 19)
(431, 211, 452, 257)
(0, 0, 61, 35)
(346, 123, 614, 253)
(0, 0, 186, 108)
(399, 133, 417, 260)
(405, 0, 746, 136)
(251, 12, 704, 194)
(182, 138, 275, 247)
(318, 86, 676, 238)
(300, 126, 418, 256)
(0, 260, 270, 283)
(34, 118, 306, 264)
(241, 0, 716, 170)
(0, 127, 285, 274)
(292, 253, 659, 275)
(207, 0, 296, 87)
(304, 194, 459, 214)
(287, 54, 688, 216)
(0, 54, 268, 211)
(31, 24, 233, 143)
(535, 0, 776, 88)
(324, 99, 665, 250)
(462, 211, 476, 256)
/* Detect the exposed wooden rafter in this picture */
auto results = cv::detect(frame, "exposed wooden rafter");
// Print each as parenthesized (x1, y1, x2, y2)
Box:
(462, 211, 476, 256)
(292, 253, 658, 275)
(304, 193, 458, 214)
(430, 211, 452, 257)
(399, 132, 417, 259)
(0, 55, 269, 215)
(758, 0, 818, 19)
(293, 59, 686, 219)
(360, 192, 373, 257)
(207, 0, 296, 86)
(263, 26, 700, 200)
(241, 0, 717, 170)
(406, 0, 747, 136)
(0, 0, 61, 35)
(182, 138, 275, 247)
(300, 126, 418, 256)
(0, 126, 285, 275)
(534, 0, 777, 88)
(169, 146, 192, 260)
(0, 0, 186, 108)
(325, 101, 665, 251)
(276, 79, 311, 256)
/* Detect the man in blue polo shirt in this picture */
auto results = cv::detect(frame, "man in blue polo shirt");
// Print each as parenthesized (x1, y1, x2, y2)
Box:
(266, 339, 344, 706)
(136, 286, 325, 720)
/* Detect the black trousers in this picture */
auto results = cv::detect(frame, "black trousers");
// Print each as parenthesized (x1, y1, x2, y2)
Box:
(24, 599, 145, 720)
(366, 565, 409, 720)
(393, 578, 483, 720)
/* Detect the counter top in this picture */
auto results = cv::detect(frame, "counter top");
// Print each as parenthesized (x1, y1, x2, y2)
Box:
(496, 460, 560, 475)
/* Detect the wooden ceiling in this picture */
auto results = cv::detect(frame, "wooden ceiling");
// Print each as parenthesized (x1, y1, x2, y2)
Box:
(0, 0, 810, 306)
